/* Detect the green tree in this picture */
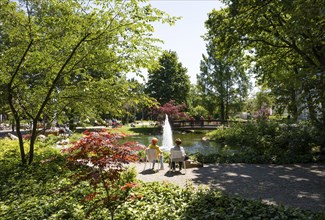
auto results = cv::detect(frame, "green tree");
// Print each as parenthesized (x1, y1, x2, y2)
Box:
(197, 42, 249, 120)
(145, 50, 191, 105)
(255, 90, 273, 111)
(206, 0, 325, 127)
(187, 85, 202, 110)
(60, 76, 156, 128)
(190, 105, 209, 120)
(188, 84, 218, 118)
(120, 78, 157, 124)
(263, 68, 300, 119)
(0, 0, 177, 165)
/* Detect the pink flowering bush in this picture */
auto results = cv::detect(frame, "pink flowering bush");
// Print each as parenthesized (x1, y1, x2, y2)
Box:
(151, 100, 189, 122)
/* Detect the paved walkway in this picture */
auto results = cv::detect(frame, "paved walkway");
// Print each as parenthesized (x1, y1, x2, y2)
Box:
(132, 162, 325, 212)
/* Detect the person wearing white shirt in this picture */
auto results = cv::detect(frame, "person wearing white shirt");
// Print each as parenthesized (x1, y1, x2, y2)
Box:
(170, 138, 186, 171)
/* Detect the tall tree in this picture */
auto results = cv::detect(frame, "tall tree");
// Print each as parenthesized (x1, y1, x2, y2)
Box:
(120, 78, 157, 124)
(265, 68, 300, 119)
(0, 0, 177, 165)
(206, 0, 325, 127)
(145, 50, 191, 105)
(197, 42, 249, 120)
(187, 84, 202, 109)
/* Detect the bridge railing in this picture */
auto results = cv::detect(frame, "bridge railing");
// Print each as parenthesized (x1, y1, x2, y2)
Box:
(171, 119, 231, 129)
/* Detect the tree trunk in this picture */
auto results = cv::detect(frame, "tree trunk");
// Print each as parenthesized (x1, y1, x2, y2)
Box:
(15, 117, 26, 165)
(11, 120, 15, 132)
(321, 100, 325, 131)
(12, 116, 26, 165)
(220, 101, 225, 121)
(319, 69, 325, 130)
(28, 118, 39, 165)
(289, 88, 299, 121)
(8, 91, 26, 165)
(306, 95, 318, 124)
(7, 40, 33, 165)
(290, 67, 300, 121)
(225, 96, 229, 121)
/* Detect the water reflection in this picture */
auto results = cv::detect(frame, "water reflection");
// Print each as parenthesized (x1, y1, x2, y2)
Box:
(123, 132, 223, 155)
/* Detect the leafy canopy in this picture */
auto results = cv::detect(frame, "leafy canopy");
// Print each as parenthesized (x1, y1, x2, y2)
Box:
(206, 0, 325, 126)
(198, 42, 249, 120)
(145, 50, 191, 106)
(0, 0, 178, 164)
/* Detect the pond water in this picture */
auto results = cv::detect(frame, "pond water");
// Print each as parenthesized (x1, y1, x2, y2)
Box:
(123, 132, 232, 155)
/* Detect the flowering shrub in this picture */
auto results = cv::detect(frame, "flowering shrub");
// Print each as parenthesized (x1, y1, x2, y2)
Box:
(63, 130, 144, 219)
(151, 100, 189, 122)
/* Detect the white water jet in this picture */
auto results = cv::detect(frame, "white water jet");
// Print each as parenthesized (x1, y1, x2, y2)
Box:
(161, 115, 174, 152)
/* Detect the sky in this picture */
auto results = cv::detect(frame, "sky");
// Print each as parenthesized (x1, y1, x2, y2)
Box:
(146, 0, 225, 84)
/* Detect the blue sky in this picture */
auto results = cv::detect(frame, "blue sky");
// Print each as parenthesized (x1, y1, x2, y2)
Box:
(148, 0, 224, 84)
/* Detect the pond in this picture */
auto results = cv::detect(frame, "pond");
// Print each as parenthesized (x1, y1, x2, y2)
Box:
(123, 132, 236, 155)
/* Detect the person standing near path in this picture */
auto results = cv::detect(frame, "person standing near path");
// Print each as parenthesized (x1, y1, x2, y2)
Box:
(148, 137, 164, 170)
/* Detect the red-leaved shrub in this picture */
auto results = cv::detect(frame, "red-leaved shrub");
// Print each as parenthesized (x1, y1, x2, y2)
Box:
(63, 129, 144, 219)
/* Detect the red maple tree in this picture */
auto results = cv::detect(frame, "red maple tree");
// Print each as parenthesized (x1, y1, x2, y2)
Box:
(64, 130, 144, 219)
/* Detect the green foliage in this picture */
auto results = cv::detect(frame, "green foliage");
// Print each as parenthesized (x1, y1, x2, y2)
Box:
(182, 188, 325, 220)
(145, 50, 191, 105)
(0, 140, 86, 219)
(198, 42, 249, 120)
(37, 135, 62, 148)
(0, 138, 23, 161)
(1, 134, 324, 219)
(254, 90, 275, 112)
(203, 121, 325, 164)
(190, 105, 209, 119)
(115, 182, 193, 219)
(0, 0, 178, 164)
(118, 166, 138, 186)
(206, 0, 325, 127)
(66, 132, 84, 143)
(187, 84, 203, 112)
(64, 130, 143, 219)
(128, 126, 160, 135)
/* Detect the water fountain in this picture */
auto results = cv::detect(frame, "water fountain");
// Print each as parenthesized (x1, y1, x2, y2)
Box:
(161, 114, 174, 152)
(151, 115, 173, 170)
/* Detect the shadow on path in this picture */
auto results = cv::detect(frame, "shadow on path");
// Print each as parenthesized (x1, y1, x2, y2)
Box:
(134, 162, 325, 211)
(190, 163, 325, 211)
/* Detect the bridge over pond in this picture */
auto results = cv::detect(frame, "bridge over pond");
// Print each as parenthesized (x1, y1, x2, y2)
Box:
(171, 119, 242, 130)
